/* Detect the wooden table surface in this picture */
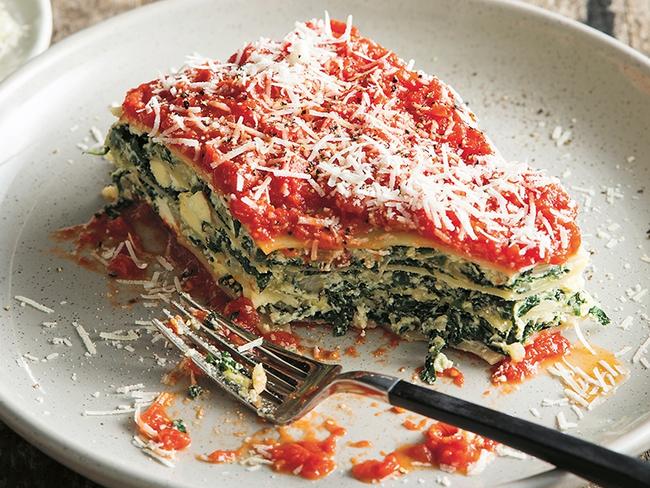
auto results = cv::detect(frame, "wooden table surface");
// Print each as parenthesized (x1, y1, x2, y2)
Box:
(1, 1, 648, 487)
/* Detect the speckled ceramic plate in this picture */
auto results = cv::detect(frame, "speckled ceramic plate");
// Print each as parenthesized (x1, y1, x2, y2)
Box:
(0, 0, 52, 81)
(0, 1, 649, 487)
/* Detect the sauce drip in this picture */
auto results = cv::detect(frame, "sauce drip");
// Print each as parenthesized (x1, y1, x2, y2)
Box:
(312, 346, 341, 361)
(491, 331, 570, 384)
(344, 346, 360, 357)
(437, 366, 465, 386)
(554, 344, 628, 406)
(53, 202, 225, 305)
(203, 417, 346, 480)
(137, 393, 191, 451)
(268, 419, 346, 479)
(206, 450, 238, 463)
(53, 202, 303, 349)
(402, 418, 427, 431)
(352, 422, 496, 483)
(348, 440, 372, 449)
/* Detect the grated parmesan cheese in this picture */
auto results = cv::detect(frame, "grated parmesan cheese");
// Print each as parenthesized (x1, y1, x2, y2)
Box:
(82, 407, 137, 416)
(14, 295, 54, 314)
(617, 316, 633, 330)
(73, 321, 97, 355)
(124, 238, 148, 269)
(556, 411, 576, 431)
(16, 356, 42, 391)
(495, 445, 528, 460)
(99, 330, 139, 341)
(632, 335, 650, 364)
(131, 435, 176, 467)
(116, 383, 145, 394)
(570, 405, 584, 420)
(614, 346, 632, 357)
(237, 336, 264, 353)
(573, 322, 596, 355)
(155, 255, 174, 271)
(117, 16, 580, 267)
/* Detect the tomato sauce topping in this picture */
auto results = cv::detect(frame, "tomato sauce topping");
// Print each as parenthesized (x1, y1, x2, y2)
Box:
(120, 18, 580, 271)
(352, 422, 496, 483)
(491, 331, 571, 384)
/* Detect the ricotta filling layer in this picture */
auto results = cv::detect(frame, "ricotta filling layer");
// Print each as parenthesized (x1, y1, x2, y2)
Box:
(105, 125, 608, 381)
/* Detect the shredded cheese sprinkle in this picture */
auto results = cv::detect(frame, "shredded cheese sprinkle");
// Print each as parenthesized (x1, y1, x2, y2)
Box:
(14, 295, 54, 314)
(73, 321, 97, 355)
(121, 16, 579, 270)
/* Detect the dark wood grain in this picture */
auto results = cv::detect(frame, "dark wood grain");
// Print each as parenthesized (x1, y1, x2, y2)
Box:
(587, 0, 616, 35)
(0, 422, 101, 488)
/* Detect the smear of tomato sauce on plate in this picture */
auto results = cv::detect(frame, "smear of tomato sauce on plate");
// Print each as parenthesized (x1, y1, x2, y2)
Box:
(412, 365, 465, 387)
(137, 393, 191, 451)
(312, 346, 342, 362)
(268, 419, 346, 479)
(437, 366, 465, 386)
(352, 422, 496, 483)
(344, 346, 360, 357)
(56, 201, 525, 484)
(491, 331, 571, 385)
(205, 449, 239, 463)
(402, 418, 428, 431)
(53, 204, 148, 279)
(53, 202, 305, 346)
(348, 440, 372, 449)
(202, 417, 346, 480)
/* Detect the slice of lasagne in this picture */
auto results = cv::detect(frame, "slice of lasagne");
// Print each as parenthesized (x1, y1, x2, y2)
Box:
(104, 16, 608, 381)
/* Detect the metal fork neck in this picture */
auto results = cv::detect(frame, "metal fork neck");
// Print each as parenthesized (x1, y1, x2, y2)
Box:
(331, 371, 400, 402)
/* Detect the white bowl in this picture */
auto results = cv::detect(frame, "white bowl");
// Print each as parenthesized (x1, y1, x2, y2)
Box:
(0, 0, 52, 81)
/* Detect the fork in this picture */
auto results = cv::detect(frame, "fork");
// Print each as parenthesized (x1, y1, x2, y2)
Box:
(152, 292, 650, 488)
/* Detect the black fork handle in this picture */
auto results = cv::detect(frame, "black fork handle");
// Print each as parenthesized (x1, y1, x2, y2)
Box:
(387, 380, 650, 488)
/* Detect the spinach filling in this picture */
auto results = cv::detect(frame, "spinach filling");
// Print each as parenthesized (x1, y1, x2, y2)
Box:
(106, 125, 609, 384)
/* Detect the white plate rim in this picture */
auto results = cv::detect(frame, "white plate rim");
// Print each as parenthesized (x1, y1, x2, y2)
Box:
(26, 0, 53, 61)
(0, 0, 649, 486)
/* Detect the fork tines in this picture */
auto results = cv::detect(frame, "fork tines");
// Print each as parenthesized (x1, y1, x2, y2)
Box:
(151, 292, 316, 419)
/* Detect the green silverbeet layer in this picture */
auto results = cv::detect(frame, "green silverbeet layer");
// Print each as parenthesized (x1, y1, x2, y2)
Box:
(103, 125, 609, 383)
